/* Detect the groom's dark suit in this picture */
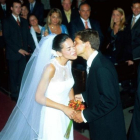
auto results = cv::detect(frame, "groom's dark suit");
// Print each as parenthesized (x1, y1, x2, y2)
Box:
(82, 52, 127, 140)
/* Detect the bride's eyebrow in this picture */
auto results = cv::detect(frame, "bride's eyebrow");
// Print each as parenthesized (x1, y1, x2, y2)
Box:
(66, 46, 71, 49)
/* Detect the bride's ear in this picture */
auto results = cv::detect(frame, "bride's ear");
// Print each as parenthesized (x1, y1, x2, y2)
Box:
(56, 51, 62, 57)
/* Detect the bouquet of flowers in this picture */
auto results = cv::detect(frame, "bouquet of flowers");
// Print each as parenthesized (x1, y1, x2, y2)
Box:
(64, 100, 85, 139)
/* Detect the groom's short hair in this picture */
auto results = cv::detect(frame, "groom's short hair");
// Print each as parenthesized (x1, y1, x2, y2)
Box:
(75, 29, 100, 50)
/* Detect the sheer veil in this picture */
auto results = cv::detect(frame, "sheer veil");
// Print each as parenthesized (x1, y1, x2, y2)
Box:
(0, 34, 56, 140)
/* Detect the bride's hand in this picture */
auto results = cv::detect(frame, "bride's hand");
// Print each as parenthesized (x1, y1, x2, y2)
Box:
(62, 106, 76, 119)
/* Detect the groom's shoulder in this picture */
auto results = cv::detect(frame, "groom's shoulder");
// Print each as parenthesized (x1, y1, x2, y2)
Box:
(97, 52, 115, 69)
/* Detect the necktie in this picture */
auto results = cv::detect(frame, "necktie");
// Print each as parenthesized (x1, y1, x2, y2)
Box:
(85, 21, 89, 29)
(30, 3, 34, 13)
(17, 18, 20, 26)
(131, 16, 136, 29)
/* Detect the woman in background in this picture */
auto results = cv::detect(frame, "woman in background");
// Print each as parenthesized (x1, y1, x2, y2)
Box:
(29, 15, 45, 48)
(20, 4, 29, 21)
(103, 8, 133, 65)
(42, 8, 68, 35)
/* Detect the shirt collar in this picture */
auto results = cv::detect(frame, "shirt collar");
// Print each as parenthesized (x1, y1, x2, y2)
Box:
(64, 9, 71, 14)
(12, 14, 20, 22)
(1, 3, 6, 6)
(30, 1, 36, 6)
(87, 50, 98, 68)
(80, 17, 89, 23)
(133, 14, 140, 20)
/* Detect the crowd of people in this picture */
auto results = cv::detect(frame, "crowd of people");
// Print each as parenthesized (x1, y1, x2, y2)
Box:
(0, 0, 140, 140)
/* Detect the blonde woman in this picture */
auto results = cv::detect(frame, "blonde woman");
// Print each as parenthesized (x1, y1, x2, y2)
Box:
(104, 8, 133, 65)
(41, 8, 68, 36)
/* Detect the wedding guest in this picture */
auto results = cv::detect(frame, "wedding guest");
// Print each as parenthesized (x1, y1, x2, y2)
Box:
(127, 1, 140, 139)
(124, 0, 140, 98)
(20, 4, 29, 20)
(0, 0, 11, 47)
(69, 2, 103, 42)
(61, 0, 79, 31)
(103, 8, 133, 65)
(29, 15, 45, 48)
(42, 8, 68, 35)
(3, 0, 35, 101)
(69, 2, 104, 70)
(126, 0, 140, 59)
(0, 0, 11, 20)
(0, 34, 77, 140)
(27, 0, 44, 25)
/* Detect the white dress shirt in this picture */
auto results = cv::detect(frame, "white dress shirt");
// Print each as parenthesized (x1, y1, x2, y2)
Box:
(80, 17, 91, 29)
(81, 50, 98, 123)
(12, 14, 20, 22)
(1, 4, 6, 11)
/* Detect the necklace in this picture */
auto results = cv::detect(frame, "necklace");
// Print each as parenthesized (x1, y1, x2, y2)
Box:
(51, 26, 57, 31)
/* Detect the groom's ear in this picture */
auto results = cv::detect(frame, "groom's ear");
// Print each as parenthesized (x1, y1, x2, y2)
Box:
(56, 51, 62, 57)
(85, 41, 91, 48)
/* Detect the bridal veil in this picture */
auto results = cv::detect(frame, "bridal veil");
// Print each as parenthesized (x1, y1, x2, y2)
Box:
(0, 34, 56, 140)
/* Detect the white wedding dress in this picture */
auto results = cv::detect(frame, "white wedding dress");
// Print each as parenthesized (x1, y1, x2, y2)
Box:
(0, 34, 74, 140)
(39, 58, 74, 140)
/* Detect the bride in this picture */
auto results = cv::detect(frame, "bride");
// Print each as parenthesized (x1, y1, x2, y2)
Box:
(0, 34, 77, 140)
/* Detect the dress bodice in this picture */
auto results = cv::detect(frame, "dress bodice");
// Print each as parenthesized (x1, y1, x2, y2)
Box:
(45, 58, 74, 104)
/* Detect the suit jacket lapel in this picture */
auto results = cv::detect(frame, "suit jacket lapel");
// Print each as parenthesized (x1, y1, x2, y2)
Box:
(132, 17, 140, 30)
(10, 15, 20, 30)
(89, 18, 93, 29)
(78, 17, 85, 30)
(71, 9, 75, 21)
(62, 10, 68, 23)
(32, 2, 37, 13)
(20, 17, 24, 29)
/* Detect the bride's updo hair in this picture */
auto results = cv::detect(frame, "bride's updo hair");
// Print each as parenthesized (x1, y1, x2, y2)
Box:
(52, 34, 70, 51)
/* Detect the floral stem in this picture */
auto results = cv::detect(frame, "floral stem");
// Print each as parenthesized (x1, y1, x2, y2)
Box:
(64, 120, 73, 139)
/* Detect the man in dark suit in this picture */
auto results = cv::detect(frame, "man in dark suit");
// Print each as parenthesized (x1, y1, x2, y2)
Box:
(126, 0, 140, 59)
(69, 2, 104, 70)
(73, 29, 127, 140)
(127, 1, 140, 138)
(27, 0, 44, 25)
(61, 0, 79, 31)
(0, 0, 11, 20)
(3, 0, 35, 101)
(69, 2, 103, 42)
(0, 0, 11, 47)
(124, 0, 140, 104)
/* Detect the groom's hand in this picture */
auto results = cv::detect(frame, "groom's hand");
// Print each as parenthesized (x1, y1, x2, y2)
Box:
(75, 94, 83, 102)
(73, 111, 84, 123)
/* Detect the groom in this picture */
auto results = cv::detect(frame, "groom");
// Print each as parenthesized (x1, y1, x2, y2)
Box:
(73, 29, 127, 140)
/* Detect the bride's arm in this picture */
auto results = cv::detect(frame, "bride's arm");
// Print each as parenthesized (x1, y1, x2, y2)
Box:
(69, 88, 75, 100)
(35, 64, 75, 118)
